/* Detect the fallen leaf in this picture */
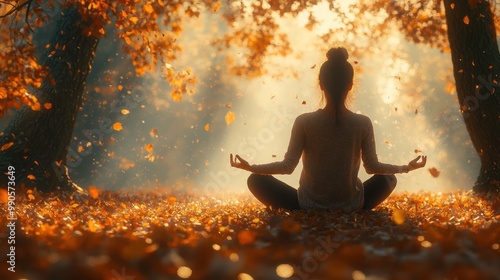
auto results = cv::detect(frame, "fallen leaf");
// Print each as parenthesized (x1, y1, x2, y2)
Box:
(88, 220, 99, 232)
(89, 186, 100, 199)
(392, 209, 407, 225)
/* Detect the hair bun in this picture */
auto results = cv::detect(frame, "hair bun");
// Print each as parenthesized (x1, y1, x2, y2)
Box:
(326, 47, 348, 62)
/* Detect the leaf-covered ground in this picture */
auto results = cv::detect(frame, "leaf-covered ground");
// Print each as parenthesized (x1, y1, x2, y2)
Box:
(0, 190, 499, 280)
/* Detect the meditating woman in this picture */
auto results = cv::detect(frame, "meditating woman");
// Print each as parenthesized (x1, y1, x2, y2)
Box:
(230, 47, 426, 211)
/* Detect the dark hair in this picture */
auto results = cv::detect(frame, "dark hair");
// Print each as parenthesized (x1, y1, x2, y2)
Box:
(319, 47, 354, 123)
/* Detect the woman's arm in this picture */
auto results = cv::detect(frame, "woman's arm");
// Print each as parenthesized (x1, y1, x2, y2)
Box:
(230, 116, 305, 175)
(362, 119, 426, 174)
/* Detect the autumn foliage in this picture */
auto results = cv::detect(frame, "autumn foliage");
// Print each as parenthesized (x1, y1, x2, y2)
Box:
(9, 0, 497, 117)
(0, 0, 323, 116)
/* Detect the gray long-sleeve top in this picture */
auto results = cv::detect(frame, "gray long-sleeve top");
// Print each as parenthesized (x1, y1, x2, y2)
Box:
(249, 109, 406, 211)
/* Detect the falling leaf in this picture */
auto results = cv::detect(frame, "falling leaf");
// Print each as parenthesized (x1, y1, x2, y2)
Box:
(27, 174, 36, 180)
(89, 186, 100, 199)
(463, 15, 469, 25)
(392, 209, 407, 225)
(302, 101, 306, 105)
(113, 122, 123, 131)
(310, 64, 316, 69)
(428, 167, 440, 178)
(414, 149, 423, 153)
(150, 128, 158, 138)
(119, 158, 135, 170)
(145, 144, 153, 154)
(225, 111, 235, 125)
(118, 85, 124, 91)
(212, 1, 221, 12)
(1, 142, 14, 151)
(121, 109, 130, 115)
(43, 103, 52, 109)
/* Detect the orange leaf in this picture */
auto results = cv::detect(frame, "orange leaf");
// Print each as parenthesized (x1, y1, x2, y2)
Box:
(204, 123, 210, 131)
(88, 220, 99, 232)
(144, 4, 154, 13)
(1, 142, 14, 151)
(89, 186, 100, 199)
(225, 111, 235, 125)
(150, 128, 158, 138)
(27, 174, 36, 180)
(167, 195, 176, 205)
(113, 122, 123, 131)
(145, 144, 153, 154)
(121, 109, 130, 115)
(428, 167, 440, 178)
(463, 15, 469, 25)
(44, 103, 52, 109)
(130, 17, 139, 24)
(392, 209, 407, 225)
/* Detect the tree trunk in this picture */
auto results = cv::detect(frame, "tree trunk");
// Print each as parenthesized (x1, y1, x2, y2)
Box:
(443, 0, 500, 193)
(0, 6, 99, 192)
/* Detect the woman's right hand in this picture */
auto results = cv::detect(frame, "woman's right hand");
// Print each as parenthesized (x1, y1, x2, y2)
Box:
(407, 155, 427, 172)
(230, 154, 252, 171)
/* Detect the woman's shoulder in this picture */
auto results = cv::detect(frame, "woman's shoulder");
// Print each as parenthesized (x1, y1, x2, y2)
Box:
(296, 110, 373, 126)
(348, 112, 372, 123)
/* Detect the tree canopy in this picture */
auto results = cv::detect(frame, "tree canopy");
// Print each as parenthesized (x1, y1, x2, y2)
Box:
(4, 0, 497, 117)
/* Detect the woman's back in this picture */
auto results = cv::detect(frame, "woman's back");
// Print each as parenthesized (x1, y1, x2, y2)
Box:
(296, 110, 370, 210)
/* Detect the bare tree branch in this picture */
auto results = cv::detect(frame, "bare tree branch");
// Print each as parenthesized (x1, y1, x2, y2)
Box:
(0, 0, 30, 18)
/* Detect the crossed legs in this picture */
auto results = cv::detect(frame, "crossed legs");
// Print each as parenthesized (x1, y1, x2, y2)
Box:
(247, 174, 397, 211)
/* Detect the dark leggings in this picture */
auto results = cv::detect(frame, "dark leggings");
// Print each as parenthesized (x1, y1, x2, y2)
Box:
(247, 174, 397, 210)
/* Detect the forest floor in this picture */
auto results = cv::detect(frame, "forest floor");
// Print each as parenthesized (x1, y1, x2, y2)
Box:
(0, 189, 499, 280)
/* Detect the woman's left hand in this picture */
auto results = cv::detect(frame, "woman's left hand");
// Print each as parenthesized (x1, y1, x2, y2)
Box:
(230, 154, 251, 171)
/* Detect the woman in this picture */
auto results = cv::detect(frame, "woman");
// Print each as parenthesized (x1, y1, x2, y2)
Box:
(230, 47, 426, 211)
